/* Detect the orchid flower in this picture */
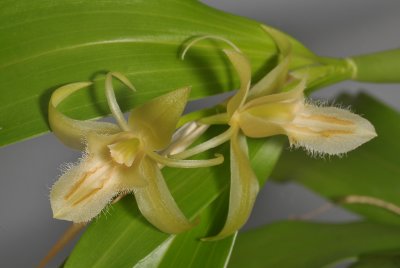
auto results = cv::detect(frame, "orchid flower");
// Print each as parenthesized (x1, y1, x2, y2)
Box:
(49, 72, 223, 234)
(176, 26, 377, 240)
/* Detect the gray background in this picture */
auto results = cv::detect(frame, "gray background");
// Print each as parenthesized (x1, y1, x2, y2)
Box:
(1, 1, 399, 267)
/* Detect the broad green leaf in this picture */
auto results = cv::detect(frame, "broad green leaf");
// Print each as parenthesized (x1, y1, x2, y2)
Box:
(0, 0, 321, 147)
(64, 127, 284, 267)
(272, 93, 400, 225)
(156, 191, 236, 268)
(349, 252, 400, 268)
(230, 221, 400, 268)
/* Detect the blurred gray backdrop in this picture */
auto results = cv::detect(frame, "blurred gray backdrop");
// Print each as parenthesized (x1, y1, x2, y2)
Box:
(1, 0, 399, 267)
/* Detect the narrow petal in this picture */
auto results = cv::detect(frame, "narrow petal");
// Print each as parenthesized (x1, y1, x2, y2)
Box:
(247, 56, 290, 100)
(128, 87, 190, 150)
(105, 72, 136, 131)
(204, 132, 259, 241)
(134, 157, 195, 233)
(50, 158, 119, 223)
(246, 25, 293, 99)
(172, 127, 234, 160)
(260, 24, 291, 58)
(285, 104, 377, 155)
(161, 121, 209, 156)
(225, 49, 252, 117)
(243, 78, 306, 110)
(48, 82, 119, 150)
(181, 35, 241, 60)
(146, 150, 224, 168)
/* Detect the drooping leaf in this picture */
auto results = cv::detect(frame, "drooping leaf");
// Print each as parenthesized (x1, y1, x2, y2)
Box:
(0, 0, 321, 147)
(272, 93, 400, 226)
(64, 127, 284, 267)
(230, 221, 400, 268)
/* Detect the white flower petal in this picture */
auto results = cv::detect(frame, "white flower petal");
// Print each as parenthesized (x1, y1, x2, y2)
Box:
(50, 158, 118, 223)
(285, 104, 377, 155)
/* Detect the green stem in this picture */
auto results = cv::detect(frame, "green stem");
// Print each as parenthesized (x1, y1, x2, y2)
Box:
(350, 48, 400, 83)
(292, 58, 354, 92)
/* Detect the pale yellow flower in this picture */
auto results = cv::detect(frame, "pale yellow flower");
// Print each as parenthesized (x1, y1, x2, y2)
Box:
(177, 27, 377, 240)
(49, 72, 223, 234)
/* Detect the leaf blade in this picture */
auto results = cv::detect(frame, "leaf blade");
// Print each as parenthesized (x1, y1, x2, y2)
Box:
(64, 128, 283, 267)
(0, 0, 319, 147)
(230, 221, 400, 268)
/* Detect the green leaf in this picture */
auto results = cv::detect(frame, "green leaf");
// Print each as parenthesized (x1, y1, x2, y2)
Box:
(0, 0, 320, 147)
(272, 93, 400, 225)
(156, 191, 235, 268)
(230, 221, 400, 268)
(64, 128, 284, 267)
(349, 252, 400, 268)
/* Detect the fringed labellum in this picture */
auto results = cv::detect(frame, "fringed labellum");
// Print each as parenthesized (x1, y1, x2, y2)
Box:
(49, 72, 223, 234)
(177, 26, 376, 240)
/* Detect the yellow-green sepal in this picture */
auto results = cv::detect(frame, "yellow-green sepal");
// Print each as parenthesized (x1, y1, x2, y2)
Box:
(261, 24, 292, 58)
(128, 87, 190, 150)
(203, 131, 259, 241)
(134, 157, 196, 234)
(48, 82, 119, 150)
(224, 49, 252, 117)
(248, 56, 291, 100)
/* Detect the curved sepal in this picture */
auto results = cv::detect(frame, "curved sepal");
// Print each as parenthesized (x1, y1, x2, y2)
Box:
(134, 157, 195, 234)
(246, 25, 293, 98)
(225, 49, 252, 117)
(243, 78, 306, 110)
(247, 56, 290, 100)
(105, 72, 136, 131)
(261, 24, 292, 58)
(48, 82, 119, 150)
(203, 131, 259, 241)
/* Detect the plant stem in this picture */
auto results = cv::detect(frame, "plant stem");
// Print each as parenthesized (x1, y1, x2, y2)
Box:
(351, 48, 400, 83)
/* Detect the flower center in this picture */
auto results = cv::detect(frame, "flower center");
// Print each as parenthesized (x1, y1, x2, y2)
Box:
(108, 137, 142, 167)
